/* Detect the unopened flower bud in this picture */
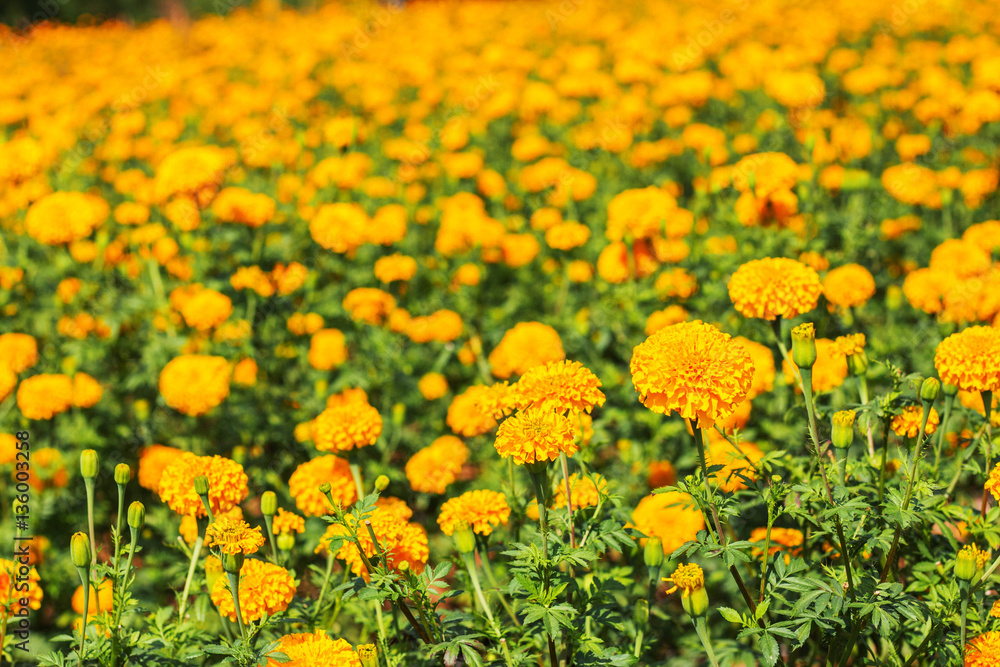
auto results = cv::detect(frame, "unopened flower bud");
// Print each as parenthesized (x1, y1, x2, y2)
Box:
(261, 491, 277, 517)
(682, 586, 709, 618)
(943, 382, 959, 397)
(847, 349, 868, 376)
(634, 598, 649, 626)
(374, 475, 390, 492)
(127, 501, 145, 529)
(277, 533, 295, 551)
(832, 411, 856, 451)
(398, 560, 410, 572)
(956, 544, 987, 582)
(193, 475, 210, 496)
(790, 323, 817, 369)
(644, 537, 664, 569)
(221, 552, 245, 574)
(920, 377, 940, 404)
(319, 482, 332, 495)
(80, 449, 99, 479)
(71, 532, 92, 568)
(114, 463, 131, 486)
(453, 521, 476, 554)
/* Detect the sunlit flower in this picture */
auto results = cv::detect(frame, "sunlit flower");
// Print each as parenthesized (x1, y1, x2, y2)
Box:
(437, 489, 511, 536)
(728, 258, 822, 320)
(823, 264, 876, 309)
(489, 322, 566, 379)
(289, 455, 358, 516)
(211, 558, 296, 623)
(406, 435, 469, 494)
(266, 631, 361, 667)
(631, 491, 704, 554)
(494, 407, 578, 465)
(508, 360, 605, 414)
(205, 516, 265, 555)
(935, 326, 1000, 393)
(313, 403, 382, 452)
(159, 355, 231, 416)
(891, 405, 940, 438)
(158, 452, 249, 518)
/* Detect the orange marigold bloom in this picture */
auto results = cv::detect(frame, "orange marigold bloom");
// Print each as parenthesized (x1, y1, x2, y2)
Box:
(154, 146, 231, 202)
(0, 367, 14, 404)
(706, 435, 764, 492)
(891, 405, 940, 438)
(289, 455, 357, 516)
(902, 268, 958, 315)
(25, 191, 109, 245)
(605, 186, 677, 242)
(418, 372, 449, 400)
(655, 267, 699, 300)
(211, 187, 275, 228)
(631, 491, 704, 554)
(272, 508, 306, 535)
(138, 445, 183, 491)
(158, 452, 249, 518)
(317, 502, 428, 580)
(310, 203, 369, 254)
(159, 355, 231, 416)
(313, 403, 382, 453)
(783, 338, 849, 393)
(645, 305, 689, 335)
(72, 372, 103, 408)
(508, 360, 605, 414)
(0, 434, 16, 466)
(446, 384, 507, 437)
(343, 288, 397, 325)
(489, 322, 565, 379)
(406, 435, 469, 494)
(232, 358, 257, 386)
(266, 631, 361, 667)
(835, 333, 866, 357)
(823, 264, 876, 309)
(374, 254, 418, 283)
(966, 631, 1000, 667)
(309, 329, 348, 370)
(545, 222, 591, 251)
(750, 527, 804, 563)
(553, 473, 606, 510)
(211, 558, 296, 623)
(494, 407, 578, 465)
(647, 461, 677, 489)
(728, 258, 822, 320)
(205, 516, 265, 555)
(732, 337, 775, 400)
(180, 288, 233, 331)
(272, 262, 308, 296)
(0, 333, 38, 373)
(935, 326, 1000, 393)
(437, 489, 511, 536)
(182, 506, 242, 547)
(1, 558, 42, 615)
(72, 579, 113, 614)
(16, 374, 73, 420)
(631, 321, 755, 428)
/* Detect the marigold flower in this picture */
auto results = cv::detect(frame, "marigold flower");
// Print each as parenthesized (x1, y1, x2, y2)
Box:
(180, 288, 233, 331)
(310, 203, 369, 253)
(71, 372, 103, 408)
(343, 288, 397, 325)
(545, 222, 591, 250)
(632, 490, 704, 554)
(0, 333, 38, 373)
(16, 374, 74, 420)
(823, 263, 877, 309)
(158, 452, 249, 518)
(437, 489, 511, 536)
(489, 322, 565, 379)
(72, 579, 113, 614)
(205, 516, 265, 555)
(418, 373, 449, 400)
(211, 187, 275, 228)
(966, 631, 1000, 666)
(309, 329, 348, 370)
(835, 333, 866, 357)
(749, 527, 804, 563)
(232, 358, 258, 386)
(266, 631, 362, 667)
(631, 321, 754, 428)
(318, 501, 428, 580)
(605, 186, 677, 242)
(289, 455, 357, 516)
(706, 435, 764, 492)
(935, 326, 1000, 393)
(374, 254, 418, 283)
(891, 405, 940, 438)
(553, 473, 606, 510)
(732, 336, 775, 399)
(508, 360, 605, 415)
(211, 558, 296, 623)
(446, 384, 509, 437)
(154, 146, 231, 202)
(182, 506, 242, 546)
(138, 444, 184, 491)
(272, 508, 306, 535)
(728, 257, 822, 320)
(645, 305, 689, 335)
(647, 461, 677, 489)
(494, 407, 578, 465)
(159, 355, 231, 416)
(25, 191, 109, 245)
(406, 435, 469, 494)
(313, 403, 382, 453)
(663, 562, 704, 596)
(1, 558, 42, 615)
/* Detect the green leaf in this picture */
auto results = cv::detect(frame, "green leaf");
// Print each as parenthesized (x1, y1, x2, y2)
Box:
(718, 607, 743, 623)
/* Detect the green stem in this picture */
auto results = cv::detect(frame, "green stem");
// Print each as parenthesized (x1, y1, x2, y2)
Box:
(85, 479, 97, 567)
(933, 394, 955, 474)
(227, 571, 247, 640)
(836, 620, 863, 667)
(960, 587, 970, 659)
(694, 617, 721, 667)
(264, 515, 279, 565)
(350, 463, 365, 500)
(177, 534, 204, 620)
(560, 452, 576, 548)
(759, 512, 774, 603)
(982, 390, 994, 518)
(633, 628, 644, 659)
(478, 545, 520, 627)
(77, 565, 91, 660)
(312, 552, 335, 623)
(461, 551, 496, 625)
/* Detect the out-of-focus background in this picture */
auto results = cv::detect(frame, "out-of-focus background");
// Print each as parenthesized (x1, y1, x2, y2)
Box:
(2, 0, 316, 27)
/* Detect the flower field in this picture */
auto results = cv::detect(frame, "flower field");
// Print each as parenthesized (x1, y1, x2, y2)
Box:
(3, 0, 1000, 664)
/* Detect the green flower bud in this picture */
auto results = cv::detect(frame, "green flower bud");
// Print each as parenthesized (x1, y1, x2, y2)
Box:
(277, 533, 295, 551)
(71, 532, 92, 568)
(956, 545, 985, 582)
(261, 491, 277, 517)
(80, 449, 99, 480)
(453, 521, 476, 554)
(318, 482, 332, 495)
(943, 382, 959, 397)
(920, 377, 941, 403)
(193, 475, 210, 496)
(846, 349, 868, 376)
(831, 410, 856, 451)
(358, 644, 378, 667)
(643, 536, 663, 569)
(221, 552, 245, 574)
(633, 598, 649, 626)
(127, 501, 145, 529)
(374, 475, 390, 492)
(790, 323, 817, 369)
(392, 403, 406, 426)
(682, 586, 709, 618)
(114, 463, 131, 486)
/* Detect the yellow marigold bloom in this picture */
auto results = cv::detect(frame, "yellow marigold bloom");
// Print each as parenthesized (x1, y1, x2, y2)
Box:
(437, 489, 511, 536)
(326, 388, 370, 409)
(16, 374, 74, 420)
(0, 333, 39, 373)
(964, 221, 1000, 255)
(706, 435, 764, 492)
(631, 321, 754, 428)
(545, 222, 591, 250)
(631, 491, 704, 554)
(489, 322, 566, 379)
(180, 288, 233, 331)
(271, 262, 308, 296)
(418, 372, 449, 400)
(446, 384, 507, 437)
(732, 337, 775, 400)
(1, 558, 42, 615)
(266, 631, 361, 667)
(966, 631, 1000, 667)
(157, 452, 249, 518)
(645, 305, 689, 335)
(313, 403, 382, 453)
(138, 444, 183, 491)
(405, 309, 464, 344)
(648, 460, 677, 489)
(0, 434, 16, 465)
(159, 355, 231, 416)
(931, 239, 991, 280)
(984, 463, 1000, 502)
(182, 506, 242, 547)
(310, 203, 369, 254)
(835, 333, 866, 357)
(991, 601, 1000, 619)
(369, 204, 408, 246)
(154, 146, 231, 202)
(72, 372, 103, 408)
(343, 288, 397, 325)
(309, 329, 348, 370)
(958, 391, 1000, 427)
(663, 562, 704, 596)
(26, 448, 68, 491)
(903, 268, 957, 315)
(750, 527, 804, 563)
(211, 558, 295, 623)
(823, 263, 877, 309)
(567, 260, 594, 283)
(891, 405, 939, 438)
(0, 366, 17, 404)
(374, 254, 418, 283)
(231, 266, 275, 297)
(288, 313, 325, 336)
(453, 263, 482, 287)
(272, 508, 305, 535)
(508, 360, 605, 415)
(783, 338, 848, 393)
(605, 186, 677, 242)
(289, 455, 357, 516)
(728, 257, 822, 321)
(232, 358, 258, 386)
(494, 407, 578, 465)
(935, 326, 1000, 393)
(317, 502, 428, 580)
(406, 435, 469, 494)
(72, 579, 113, 614)
(211, 187, 275, 228)
(205, 516, 265, 555)
(553, 473, 606, 510)
(25, 191, 109, 245)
